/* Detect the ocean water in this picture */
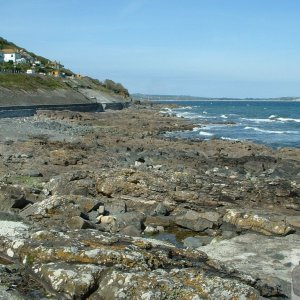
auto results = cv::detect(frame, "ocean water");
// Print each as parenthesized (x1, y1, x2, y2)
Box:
(158, 100, 300, 148)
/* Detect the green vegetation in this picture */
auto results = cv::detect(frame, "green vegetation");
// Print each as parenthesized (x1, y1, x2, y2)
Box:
(103, 79, 129, 97)
(0, 61, 31, 73)
(7, 175, 45, 190)
(0, 74, 66, 90)
(0, 37, 49, 65)
(0, 37, 18, 50)
(79, 77, 130, 98)
(0, 37, 130, 97)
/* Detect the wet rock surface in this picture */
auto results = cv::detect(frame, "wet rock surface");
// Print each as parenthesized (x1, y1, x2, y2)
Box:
(0, 103, 299, 299)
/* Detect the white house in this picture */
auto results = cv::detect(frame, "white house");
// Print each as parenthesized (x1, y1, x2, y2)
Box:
(2, 49, 21, 63)
(16, 58, 27, 64)
(0, 51, 4, 62)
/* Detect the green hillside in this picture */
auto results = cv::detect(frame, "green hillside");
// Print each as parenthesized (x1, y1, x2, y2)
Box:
(0, 73, 65, 90)
(0, 37, 130, 98)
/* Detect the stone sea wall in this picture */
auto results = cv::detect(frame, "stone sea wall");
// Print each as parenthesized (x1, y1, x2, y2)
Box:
(0, 102, 130, 118)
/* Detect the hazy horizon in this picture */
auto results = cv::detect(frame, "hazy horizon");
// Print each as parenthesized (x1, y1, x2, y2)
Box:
(1, 0, 300, 98)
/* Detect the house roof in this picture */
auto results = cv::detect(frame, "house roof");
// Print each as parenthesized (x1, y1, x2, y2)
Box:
(1, 48, 19, 54)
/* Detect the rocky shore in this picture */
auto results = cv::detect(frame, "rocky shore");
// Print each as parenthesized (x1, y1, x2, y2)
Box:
(0, 103, 299, 299)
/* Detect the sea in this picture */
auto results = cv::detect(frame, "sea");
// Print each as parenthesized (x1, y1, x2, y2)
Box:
(157, 100, 300, 149)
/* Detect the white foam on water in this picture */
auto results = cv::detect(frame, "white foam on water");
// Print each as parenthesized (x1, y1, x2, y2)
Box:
(242, 118, 273, 123)
(269, 115, 278, 119)
(192, 127, 201, 131)
(199, 131, 214, 136)
(176, 106, 193, 110)
(220, 137, 239, 141)
(159, 108, 173, 114)
(175, 111, 199, 119)
(277, 117, 300, 123)
(244, 127, 298, 134)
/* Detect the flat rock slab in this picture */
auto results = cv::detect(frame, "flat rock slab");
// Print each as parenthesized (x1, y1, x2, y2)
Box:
(0, 285, 26, 300)
(200, 233, 300, 298)
(223, 209, 295, 236)
(0, 225, 263, 299)
(0, 220, 28, 238)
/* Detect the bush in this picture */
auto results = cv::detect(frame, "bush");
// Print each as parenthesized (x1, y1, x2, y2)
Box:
(104, 79, 129, 97)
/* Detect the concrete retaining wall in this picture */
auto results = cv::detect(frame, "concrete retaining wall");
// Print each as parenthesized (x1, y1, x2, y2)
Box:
(0, 102, 130, 118)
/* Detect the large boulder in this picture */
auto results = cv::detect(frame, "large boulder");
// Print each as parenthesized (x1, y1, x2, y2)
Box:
(36, 262, 105, 298)
(175, 210, 221, 232)
(223, 209, 295, 236)
(0, 224, 264, 299)
(111, 211, 145, 232)
(0, 184, 31, 212)
(201, 233, 300, 298)
(19, 195, 102, 229)
(44, 172, 96, 197)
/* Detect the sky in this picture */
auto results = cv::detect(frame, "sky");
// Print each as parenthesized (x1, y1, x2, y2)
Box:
(1, 0, 300, 98)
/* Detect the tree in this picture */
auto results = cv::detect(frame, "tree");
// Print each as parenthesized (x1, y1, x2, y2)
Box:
(104, 79, 129, 97)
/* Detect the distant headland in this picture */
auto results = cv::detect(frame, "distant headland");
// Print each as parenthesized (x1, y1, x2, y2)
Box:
(132, 93, 300, 101)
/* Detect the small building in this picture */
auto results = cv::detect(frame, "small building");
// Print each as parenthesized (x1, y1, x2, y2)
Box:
(50, 70, 60, 77)
(2, 49, 21, 63)
(16, 58, 27, 64)
(26, 69, 35, 75)
(0, 51, 4, 63)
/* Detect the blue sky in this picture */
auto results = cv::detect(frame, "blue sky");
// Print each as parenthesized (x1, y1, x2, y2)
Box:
(1, 0, 300, 97)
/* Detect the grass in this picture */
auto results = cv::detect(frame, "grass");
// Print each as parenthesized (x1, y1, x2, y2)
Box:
(8, 175, 45, 190)
(0, 74, 66, 90)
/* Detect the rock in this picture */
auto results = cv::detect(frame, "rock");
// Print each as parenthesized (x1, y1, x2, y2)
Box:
(222, 230, 238, 240)
(112, 212, 145, 232)
(0, 185, 31, 211)
(144, 225, 159, 234)
(183, 236, 213, 248)
(0, 212, 23, 222)
(0, 285, 28, 300)
(156, 226, 164, 232)
(204, 228, 221, 236)
(183, 237, 204, 248)
(120, 225, 141, 237)
(49, 149, 84, 166)
(20, 169, 43, 177)
(120, 195, 158, 213)
(2, 101, 300, 299)
(97, 205, 105, 215)
(286, 215, 300, 228)
(88, 210, 99, 223)
(292, 264, 300, 298)
(67, 216, 95, 229)
(0, 220, 28, 238)
(198, 211, 221, 224)
(171, 190, 199, 202)
(151, 203, 169, 216)
(44, 174, 96, 197)
(201, 233, 300, 298)
(3, 226, 245, 299)
(175, 210, 215, 232)
(19, 195, 101, 220)
(144, 215, 173, 227)
(36, 262, 106, 298)
(99, 216, 115, 224)
(223, 209, 295, 236)
(90, 268, 260, 300)
(104, 200, 126, 215)
(96, 171, 148, 197)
